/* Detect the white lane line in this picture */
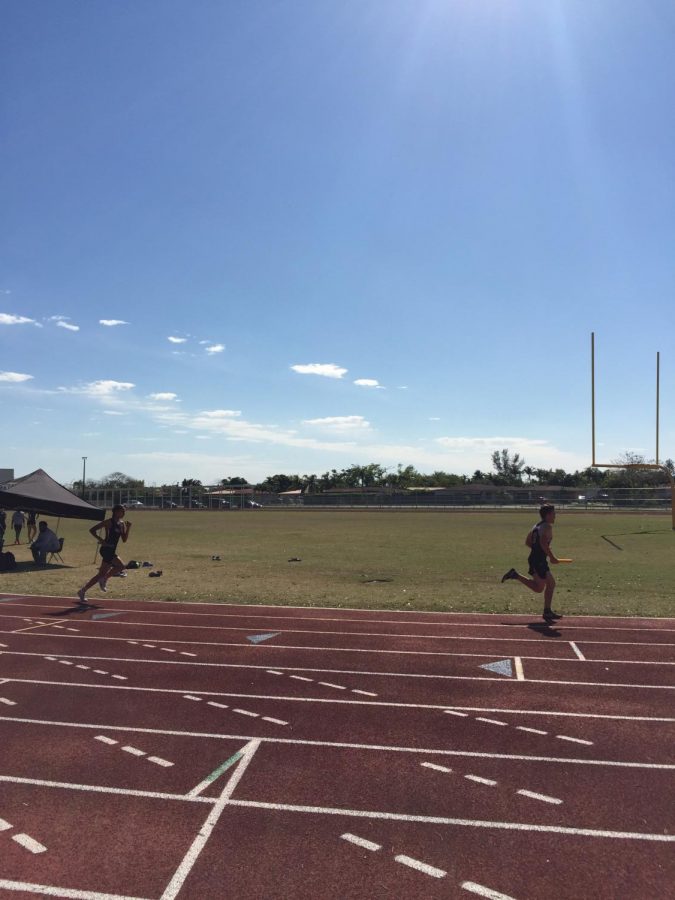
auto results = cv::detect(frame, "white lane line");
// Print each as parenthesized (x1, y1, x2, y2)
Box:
(142, 644, 155, 649)
(516, 726, 548, 735)
(444, 710, 469, 717)
(0, 818, 11, 830)
(127, 641, 138, 645)
(318, 682, 346, 690)
(111, 675, 127, 680)
(462, 880, 518, 899)
(231, 798, 675, 842)
(66, 628, 79, 633)
(570, 642, 586, 661)
(0, 878, 153, 899)
(0, 698, 16, 706)
(557, 735, 594, 746)
(179, 652, 196, 657)
(465, 775, 497, 786)
(421, 762, 452, 773)
(341, 832, 381, 851)
(262, 716, 288, 725)
(514, 656, 525, 681)
(8, 650, 675, 694)
(517, 789, 562, 805)
(52, 625, 65, 629)
(207, 701, 228, 709)
(4, 718, 673, 770)
(75, 665, 90, 670)
(0, 774, 212, 805)
(147, 756, 173, 767)
(58, 660, 73, 665)
(232, 708, 259, 717)
(93, 670, 108, 675)
(395, 855, 446, 878)
(12, 833, 47, 853)
(184, 695, 202, 701)
(475, 717, 507, 727)
(267, 670, 283, 676)
(159, 739, 261, 900)
(94, 736, 118, 745)
(290, 675, 313, 682)
(351, 689, 378, 696)
(122, 746, 146, 757)
(161, 648, 176, 653)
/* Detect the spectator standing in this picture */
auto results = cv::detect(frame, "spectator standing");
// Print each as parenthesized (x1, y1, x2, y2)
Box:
(27, 510, 38, 543)
(12, 510, 26, 544)
(0, 509, 6, 550)
(31, 521, 60, 565)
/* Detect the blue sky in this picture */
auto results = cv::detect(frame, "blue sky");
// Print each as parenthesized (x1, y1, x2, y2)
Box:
(2, 0, 674, 486)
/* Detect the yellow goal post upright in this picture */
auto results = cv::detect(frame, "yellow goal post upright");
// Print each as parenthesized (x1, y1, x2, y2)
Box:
(591, 331, 675, 529)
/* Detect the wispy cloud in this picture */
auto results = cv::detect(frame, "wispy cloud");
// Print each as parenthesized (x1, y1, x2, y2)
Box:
(59, 379, 135, 398)
(56, 320, 80, 332)
(199, 409, 242, 418)
(205, 343, 225, 355)
(100, 319, 129, 327)
(103, 410, 126, 416)
(429, 417, 441, 421)
(291, 363, 347, 379)
(303, 415, 371, 432)
(168, 336, 187, 344)
(0, 371, 34, 382)
(0, 313, 35, 325)
(435, 436, 549, 452)
(354, 379, 383, 389)
(149, 392, 179, 401)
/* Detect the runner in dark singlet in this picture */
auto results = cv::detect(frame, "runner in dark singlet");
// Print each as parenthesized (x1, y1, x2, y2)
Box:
(501, 503, 563, 623)
(76, 505, 132, 605)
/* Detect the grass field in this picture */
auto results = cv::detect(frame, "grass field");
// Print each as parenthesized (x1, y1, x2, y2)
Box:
(3, 509, 674, 616)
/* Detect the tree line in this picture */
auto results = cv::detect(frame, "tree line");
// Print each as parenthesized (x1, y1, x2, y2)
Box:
(75, 450, 675, 495)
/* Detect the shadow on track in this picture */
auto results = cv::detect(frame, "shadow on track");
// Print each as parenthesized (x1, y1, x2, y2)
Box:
(48, 603, 102, 618)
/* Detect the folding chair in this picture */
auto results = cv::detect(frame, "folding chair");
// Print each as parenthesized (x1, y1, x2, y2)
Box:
(49, 537, 65, 564)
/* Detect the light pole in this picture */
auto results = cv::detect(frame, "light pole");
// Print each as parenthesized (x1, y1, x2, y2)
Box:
(81, 457, 87, 499)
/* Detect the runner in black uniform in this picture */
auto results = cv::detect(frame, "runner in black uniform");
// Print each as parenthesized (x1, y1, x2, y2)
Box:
(501, 503, 563, 623)
(77, 505, 132, 605)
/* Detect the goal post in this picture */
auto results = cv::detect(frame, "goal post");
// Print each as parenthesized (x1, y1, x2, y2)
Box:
(591, 332, 675, 530)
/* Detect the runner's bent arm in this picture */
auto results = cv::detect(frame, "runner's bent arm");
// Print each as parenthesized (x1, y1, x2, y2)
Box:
(539, 524, 559, 564)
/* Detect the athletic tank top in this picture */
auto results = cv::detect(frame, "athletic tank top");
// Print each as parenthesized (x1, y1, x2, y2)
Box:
(529, 522, 548, 564)
(102, 519, 124, 552)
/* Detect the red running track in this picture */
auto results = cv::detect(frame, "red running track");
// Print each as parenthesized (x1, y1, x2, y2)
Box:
(0, 592, 673, 899)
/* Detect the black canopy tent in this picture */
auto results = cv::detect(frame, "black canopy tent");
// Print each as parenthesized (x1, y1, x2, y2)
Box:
(0, 469, 105, 521)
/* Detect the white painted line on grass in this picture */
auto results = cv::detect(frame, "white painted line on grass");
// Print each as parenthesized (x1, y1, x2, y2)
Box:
(570, 642, 585, 661)
(0, 879, 152, 899)
(476, 717, 507, 727)
(462, 880, 518, 899)
(341, 832, 381, 851)
(557, 735, 594, 746)
(421, 762, 452, 773)
(147, 756, 173, 767)
(4, 717, 672, 770)
(514, 656, 524, 681)
(516, 726, 548, 735)
(465, 775, 497, 786)
(12, 833, 46, 853)
(0, 698, 16, 706)
(395, 855, 446, 878)
(159, 739, 261, 900)
(122, 746, 146, 757)
(94, 736, 118, 745)
(517, 789, 562, 805)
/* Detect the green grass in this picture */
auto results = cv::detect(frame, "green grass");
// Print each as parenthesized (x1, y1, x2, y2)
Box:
(4, 510, 674, 616)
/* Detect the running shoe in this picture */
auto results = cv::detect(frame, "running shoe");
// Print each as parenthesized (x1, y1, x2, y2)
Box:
(76, 588, 88, 605)
(543, 609, 563, 621)
(98, 579, 108, 592)
(501, 568, 518, 583)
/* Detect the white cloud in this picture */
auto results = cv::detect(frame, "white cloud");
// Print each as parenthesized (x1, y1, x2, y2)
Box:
(205, 344, 225, 354)
(0, 371, 33, 383)
(435, 436, 548, 452)
(291, 363, 347, 379)
(60, 380, 135, 398)
(149, 392, 179, 401)
(168, 336, 187, 344)
(429, 417, 441, 421)
(303, 415, 371, 431)
(100, 319, 129, 327)
(354, 379, 383, 388)
(56, 320, 80, 332)
(200, 409, 242, 418)
(103, 410, 125, 416)
(0, 313, 35, 325)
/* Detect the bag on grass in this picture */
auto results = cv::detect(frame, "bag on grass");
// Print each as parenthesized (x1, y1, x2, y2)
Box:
(0, 551, 17, 572)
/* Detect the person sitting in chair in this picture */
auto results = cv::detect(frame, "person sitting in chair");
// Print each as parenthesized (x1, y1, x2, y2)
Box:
(31, 520, 61, 565)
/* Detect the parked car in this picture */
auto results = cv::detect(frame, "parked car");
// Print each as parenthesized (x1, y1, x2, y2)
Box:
(245, 500, 263, 508)
(220, 500, 232, 508)
(126, 500, 144, 507)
